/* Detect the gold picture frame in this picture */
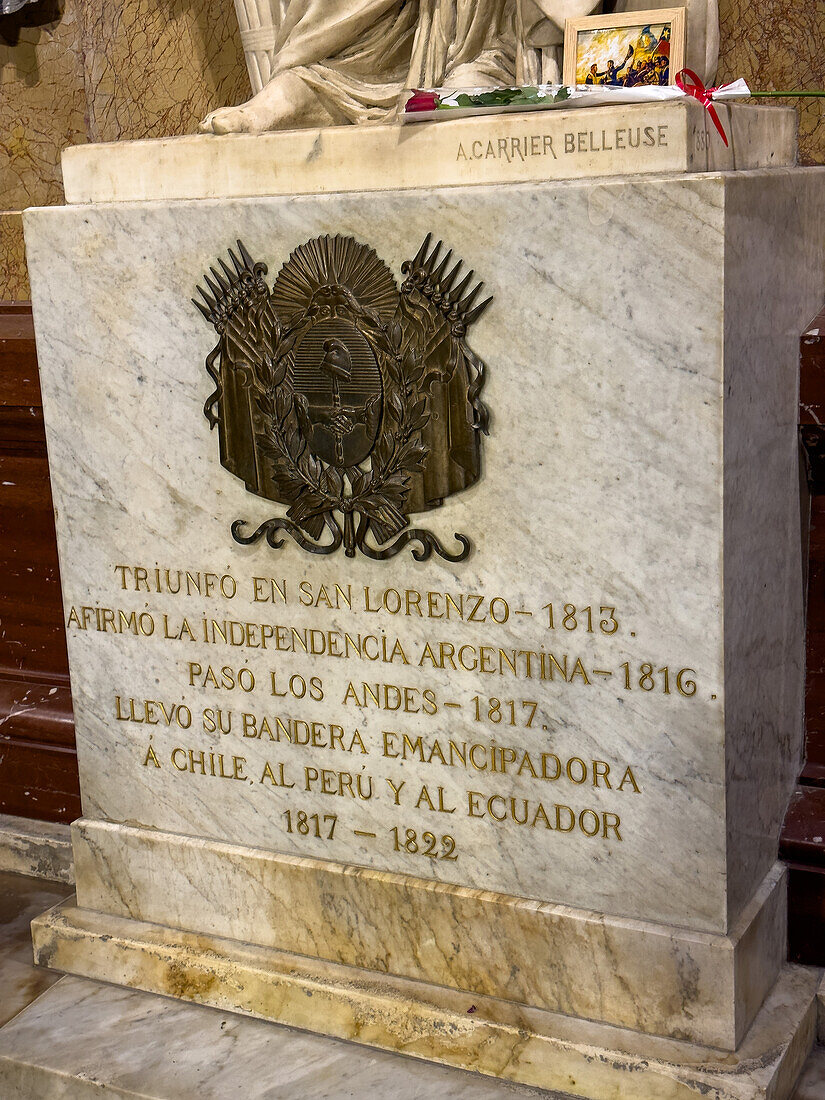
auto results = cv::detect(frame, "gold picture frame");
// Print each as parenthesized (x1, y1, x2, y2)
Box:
(563, 8, 686, 89)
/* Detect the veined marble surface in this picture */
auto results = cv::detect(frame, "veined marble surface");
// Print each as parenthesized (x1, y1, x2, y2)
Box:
(793, 1046, 825, 1100)
(24, 171, 825, 943)
(0, 971, 822, 1100)
(0, 870, 817, 1100)
(0, 814, 73, 884)
(60, 101, 798, 204)
(0, 974, 554, 1099)
(721, 175, 820, 923)
(0, 872, 73, 1028)
(28, 899, 821, 1100)
(70, 819, 786, 1049)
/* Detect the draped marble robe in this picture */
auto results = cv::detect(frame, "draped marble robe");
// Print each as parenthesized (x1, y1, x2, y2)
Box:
(265, 0, 523, 124)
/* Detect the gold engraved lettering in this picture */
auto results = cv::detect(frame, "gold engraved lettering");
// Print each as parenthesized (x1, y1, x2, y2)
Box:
(342, 680, 438, 714)
(170, 747, 247, 781)
(466, 792, 622, 840)
(385, 777, 405, 805)
(260, 761, 295, 788)
(303, 767, 374, 800)
(114, 565, 237, 599)
(269, 672, 324, 700)
(417, 641, 595, 682)
(592, 760, 611, 788)
(362, 587, 509, 623)
(198, 622, 411, 664)
(188, 662, 255, 692)
(142, 744, 161, 768)
(163, 614, 196, 641)
(617, 766, 641, 792)
(251, 576, 288, 603)
(414, 783, 456, 814)
(299, 581, 353, 609)
(241, 713, 368, 754)
(116, 696, 192, 729)
(381, 732, 640, 792)
(202, 708, 233, 735)
(67, 605, 155, 636)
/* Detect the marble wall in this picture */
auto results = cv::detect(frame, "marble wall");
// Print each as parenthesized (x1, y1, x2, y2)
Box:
(0, 216, 28, 302)
(718, 0, 825, 168)
(0, 0, 249, 297)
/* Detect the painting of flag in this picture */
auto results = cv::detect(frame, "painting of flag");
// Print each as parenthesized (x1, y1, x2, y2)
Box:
(563, 8, 685, 89)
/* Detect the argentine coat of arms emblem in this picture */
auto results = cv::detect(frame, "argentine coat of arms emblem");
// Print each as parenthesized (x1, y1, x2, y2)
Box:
(194, 233, 491, 561)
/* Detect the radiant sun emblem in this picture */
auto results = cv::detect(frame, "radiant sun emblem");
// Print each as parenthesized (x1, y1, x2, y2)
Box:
(194, 233, 492, 561)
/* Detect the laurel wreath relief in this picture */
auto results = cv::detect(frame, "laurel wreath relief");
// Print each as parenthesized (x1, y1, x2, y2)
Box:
(196, 234, 490, 562)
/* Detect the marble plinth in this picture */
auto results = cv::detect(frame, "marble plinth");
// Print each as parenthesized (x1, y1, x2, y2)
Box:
(68, 818, 786, 1049)
(22, 159, 825, 1096)
(0, 814, 73, 884)
(60, 100, 797, 204)
(29, 900, 820, 1100)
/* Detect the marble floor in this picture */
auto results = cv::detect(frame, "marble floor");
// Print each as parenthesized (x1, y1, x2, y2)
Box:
(0, 869, 822, 1099)
(0, 872, 73, 1029)
(795, 1046, 825, 1100)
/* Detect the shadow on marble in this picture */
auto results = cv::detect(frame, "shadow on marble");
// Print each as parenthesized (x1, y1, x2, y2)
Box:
(0, 871, 73, 1028)
(792, 1043, 825, 1100)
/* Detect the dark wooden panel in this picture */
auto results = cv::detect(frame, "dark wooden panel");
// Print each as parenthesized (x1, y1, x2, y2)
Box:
(0, 453, 69, 678)
(0, 301, 76, 824)
(0, 738, 80, 821)
(781, 786, 825, 869)
(0, 676, 73, 747)
(800, 305, 825, 427)
(0, 303, 39, 407)
(785, 863, 825, 965)
(785, 306, 825, 962)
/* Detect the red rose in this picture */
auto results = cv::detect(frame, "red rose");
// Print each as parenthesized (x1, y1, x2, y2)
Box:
(405, 89, 439, 113)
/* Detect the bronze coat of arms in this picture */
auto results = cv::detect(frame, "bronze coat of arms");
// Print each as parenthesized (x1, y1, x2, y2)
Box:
(194, 234, 491, 561)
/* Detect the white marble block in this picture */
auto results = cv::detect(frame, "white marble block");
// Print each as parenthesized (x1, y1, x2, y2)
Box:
(22, 125, 825, 1097)
(60, 100, 797, 204)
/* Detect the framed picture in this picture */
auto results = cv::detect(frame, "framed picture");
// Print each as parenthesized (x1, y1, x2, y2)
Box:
(563, 8, 686, 89)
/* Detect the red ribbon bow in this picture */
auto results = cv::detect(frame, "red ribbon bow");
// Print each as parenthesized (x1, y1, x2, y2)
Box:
(676, 68, 729, 147)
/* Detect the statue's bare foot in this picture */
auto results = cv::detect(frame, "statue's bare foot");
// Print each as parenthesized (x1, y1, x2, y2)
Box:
(200, 70, 335, 134)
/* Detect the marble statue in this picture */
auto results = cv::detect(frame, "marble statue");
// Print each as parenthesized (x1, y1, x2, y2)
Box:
(202, 0, 719, 135)
(0, 0, 40, 12)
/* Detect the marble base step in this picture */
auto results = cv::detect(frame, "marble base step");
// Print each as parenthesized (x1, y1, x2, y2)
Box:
(0, 815, 73, 885)
(29, 898, 819, 1100)
(793, 1045, 825, 1100)
(60, 101, 797, 204)
(0, 975, 550, 1099)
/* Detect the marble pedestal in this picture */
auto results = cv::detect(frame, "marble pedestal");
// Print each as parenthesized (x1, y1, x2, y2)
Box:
(21, 111, 825, 1098)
